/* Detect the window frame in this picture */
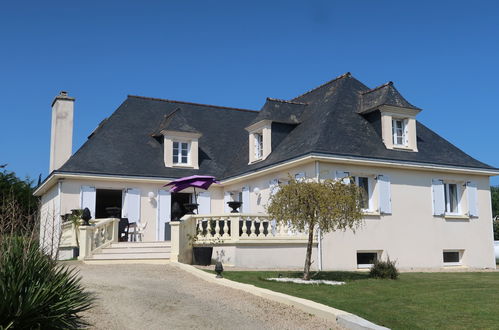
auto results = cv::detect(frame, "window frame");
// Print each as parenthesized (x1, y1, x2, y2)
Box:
(444, 182, 461, 215)
(392, 118, 407, 147)
(172, 140, 190, 165)
(443, 250, 462, 266)
(356, 251, 380, 269)
(352, 175, 372, 212)
(254, 132, 263, 160)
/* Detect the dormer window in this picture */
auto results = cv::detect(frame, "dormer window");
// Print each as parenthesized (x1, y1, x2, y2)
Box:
(162, 131, 201, 169)
(392, 119, 407, 146)
(246, 120, 272, 164)
(173, 141, 189, 165)
(254, 133, 263, 159)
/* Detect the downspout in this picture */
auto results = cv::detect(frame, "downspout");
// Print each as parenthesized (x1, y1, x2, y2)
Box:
(315, 161, 323, 271)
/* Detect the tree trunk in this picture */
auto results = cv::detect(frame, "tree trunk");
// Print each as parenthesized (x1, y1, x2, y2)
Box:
(303, 224, 315, 280)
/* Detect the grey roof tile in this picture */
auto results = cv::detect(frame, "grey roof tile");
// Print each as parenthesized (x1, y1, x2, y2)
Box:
(56, 75, 496, 181)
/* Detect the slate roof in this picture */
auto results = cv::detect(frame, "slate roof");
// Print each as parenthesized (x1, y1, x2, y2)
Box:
(56, 74, 496, 181)
(359, 82, 421, 113)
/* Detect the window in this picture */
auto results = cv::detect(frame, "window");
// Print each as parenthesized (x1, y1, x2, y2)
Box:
(352, 176, 370, 210)
(443, 251, 462, 265)
(392, 119, 406, 146)
(254, 133, 263, 159)
(173, 141, 189, 164)
(444, 183, 459, 214)
(357, 252, 378, 268)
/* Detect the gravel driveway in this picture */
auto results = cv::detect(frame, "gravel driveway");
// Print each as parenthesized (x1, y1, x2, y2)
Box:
(71, 262, 340, 330)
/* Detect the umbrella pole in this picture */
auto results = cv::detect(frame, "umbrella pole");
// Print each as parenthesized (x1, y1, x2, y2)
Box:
(194, 187, 198, 214)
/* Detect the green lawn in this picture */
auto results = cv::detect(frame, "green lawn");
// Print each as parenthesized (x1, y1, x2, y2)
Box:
(218, 270, 499, 329)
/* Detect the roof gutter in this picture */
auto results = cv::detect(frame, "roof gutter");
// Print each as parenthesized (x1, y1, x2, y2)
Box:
(34, 154, 499, 196)
(220, 153, 499, 185)
(33, 172, 176, 196)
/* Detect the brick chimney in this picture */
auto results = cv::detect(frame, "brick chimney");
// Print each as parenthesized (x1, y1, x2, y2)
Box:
(50, 91, 74, 172)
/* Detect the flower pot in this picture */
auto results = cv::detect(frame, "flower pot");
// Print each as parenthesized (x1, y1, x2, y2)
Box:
(184, 203, 199, 215)
(193, 246, 213, 266)
(227, 201, 242, 213)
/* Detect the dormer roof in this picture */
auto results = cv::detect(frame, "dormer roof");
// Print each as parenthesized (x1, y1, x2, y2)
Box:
(359, 82, 421, 114)
(247, 97, 307, 126)
(152, 108, 200, 136)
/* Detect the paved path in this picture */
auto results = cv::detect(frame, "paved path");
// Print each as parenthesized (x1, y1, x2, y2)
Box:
(72, 262, 340, 330)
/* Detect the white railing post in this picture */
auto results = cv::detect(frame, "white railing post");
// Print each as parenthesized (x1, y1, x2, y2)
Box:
(230, 215, 239, 242)
(78, 226, 91, 260)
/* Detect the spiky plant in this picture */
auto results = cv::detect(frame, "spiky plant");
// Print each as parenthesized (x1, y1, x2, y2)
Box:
(0, 196, 94, 329)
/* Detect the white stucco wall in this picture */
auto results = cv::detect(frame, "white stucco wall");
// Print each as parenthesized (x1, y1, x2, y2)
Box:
(42, 157, 496, 270)
(39, 183, 60, 254)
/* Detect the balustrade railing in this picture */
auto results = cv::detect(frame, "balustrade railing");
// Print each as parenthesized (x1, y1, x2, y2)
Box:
(78, 218, 119, 260)
(192, 214, 310, 244)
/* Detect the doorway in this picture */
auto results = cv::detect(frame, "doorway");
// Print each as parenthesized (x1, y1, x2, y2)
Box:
(95, 189, 122, 219)
(171, 193, 192, 221)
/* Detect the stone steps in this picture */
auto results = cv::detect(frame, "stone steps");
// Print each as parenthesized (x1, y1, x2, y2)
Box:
(85, 241, 171, 263)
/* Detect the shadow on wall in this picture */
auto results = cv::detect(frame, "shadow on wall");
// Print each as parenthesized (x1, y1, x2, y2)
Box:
(215, 249, 231, 265)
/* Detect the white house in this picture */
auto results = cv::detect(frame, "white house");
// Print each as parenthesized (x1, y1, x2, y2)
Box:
(35, 73, 499, 270)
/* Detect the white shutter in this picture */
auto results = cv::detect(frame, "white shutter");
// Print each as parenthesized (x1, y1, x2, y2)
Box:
(224, 191, 232, 213)
(335, 171, 350, 184)
(378, 175, 392, 214)
(431, 179, 445, 216)
(80, 186, 96, 219)
(403, 119, 409, 146)
(198, 191, 211, 215)
(467, 181, 479, 217)
(123, 188, 141, 223)
(157, 190, 171, 240)
(241, 186, 250, 213)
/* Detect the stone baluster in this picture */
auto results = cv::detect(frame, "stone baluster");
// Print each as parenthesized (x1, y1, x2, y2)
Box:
(222, 218, 230, 238)
(241, 217, 248, 238)
(249, 218, 257, 238)
(214, 218, 221, 238)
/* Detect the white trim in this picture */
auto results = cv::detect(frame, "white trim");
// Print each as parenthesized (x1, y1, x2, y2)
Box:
(35, 153, 499, 196)
(443, 250, 463, 266)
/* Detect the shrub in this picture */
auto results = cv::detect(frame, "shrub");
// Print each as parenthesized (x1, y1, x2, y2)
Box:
(0, 195, 94, 329)
(0, 236, 94, 329)
(493, 219, 499, 241)
(369, 257, 399, 280)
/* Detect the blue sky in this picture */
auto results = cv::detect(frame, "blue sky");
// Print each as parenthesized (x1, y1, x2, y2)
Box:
(1, 1, 498, 185)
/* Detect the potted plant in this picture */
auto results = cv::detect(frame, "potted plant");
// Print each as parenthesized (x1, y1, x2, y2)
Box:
(68, 209, 83, 258)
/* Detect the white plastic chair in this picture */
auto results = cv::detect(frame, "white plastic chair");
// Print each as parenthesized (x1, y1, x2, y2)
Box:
(136, 222, 148, 242)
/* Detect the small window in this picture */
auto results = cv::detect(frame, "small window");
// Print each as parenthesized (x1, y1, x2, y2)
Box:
(357, 252, 378, 268)
(352, 176, 370, 210)
(392, 119, 406, 146)
(444, 183, 459, 214)
(443, 251, 461, 265)
(254, 133, 263, 159)
(173, 141, 189, 164)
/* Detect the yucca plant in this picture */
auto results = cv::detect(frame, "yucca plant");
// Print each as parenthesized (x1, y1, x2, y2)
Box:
(0, 237, 94, 329)
(0, 196, 94, 329)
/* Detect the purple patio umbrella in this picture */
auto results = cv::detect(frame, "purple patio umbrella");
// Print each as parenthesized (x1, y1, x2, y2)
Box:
(164, 175, 219, 206)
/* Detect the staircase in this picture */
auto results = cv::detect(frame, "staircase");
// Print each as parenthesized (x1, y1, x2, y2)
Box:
(84, 241, 171, 264)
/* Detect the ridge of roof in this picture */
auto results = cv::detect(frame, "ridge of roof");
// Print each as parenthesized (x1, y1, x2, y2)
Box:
(127, 95, 257, 113)
(360, 81, 393, 95)
(266, 97, 307, 106)
(290, 72, 352, 101)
